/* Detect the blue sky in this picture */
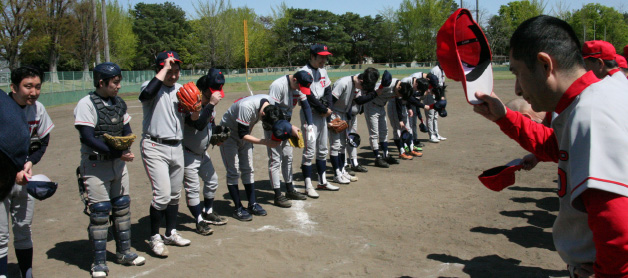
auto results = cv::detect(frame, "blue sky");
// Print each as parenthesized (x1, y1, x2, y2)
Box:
(125, 0, 626, 19)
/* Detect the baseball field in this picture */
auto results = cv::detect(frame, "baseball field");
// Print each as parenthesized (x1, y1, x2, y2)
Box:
(9, 77, 569, 277)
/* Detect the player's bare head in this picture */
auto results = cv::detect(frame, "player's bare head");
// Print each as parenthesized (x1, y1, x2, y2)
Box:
(261, 104, 284, 130)
(397, 82, 413, 100)
(509, 15, 584, 73)
(506, 98, 546, 123)
(358, 67, 379, 92)
(10, 66, 43, 106)
(415, 78, 429, 94)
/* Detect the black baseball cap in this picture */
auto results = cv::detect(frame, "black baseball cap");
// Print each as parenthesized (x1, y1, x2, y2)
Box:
(293, 71, 313, 95)
(207, 68, 225, 97)
(94, 62, 121, 79)
(310, 44, 332, 56)
(271, 120, 292, 142)
(155, 51, 182, 66)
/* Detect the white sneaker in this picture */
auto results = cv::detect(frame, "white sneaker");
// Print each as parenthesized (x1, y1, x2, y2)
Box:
(429, 136, 440, 143)
(342, 171, 358, 182)
(437, 135, 447, 141)
(333, 175, 350, 184)
(317, 183, 340, 191)
(149, 234, 169, 257)
(163, 230, 191, 246)
(305, 186, 319, 198)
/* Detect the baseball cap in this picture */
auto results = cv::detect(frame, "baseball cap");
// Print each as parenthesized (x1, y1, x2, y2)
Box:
(26, 174, 58, 201)
(436, 8, 493, 105)
(310, 44, 332, 56)
(155, 51, 182, 66)
(616, 54, 628, 69)
(207, 68, 225, 98)
(93, 62, 121, 87)
(582, 40, 616, 61)
(347, 132, 361, 148)
(293, 70, 313, 95)
(271, 120, 292, 142)
(478, 159, 523, 192)
(378, 70, 392, 89)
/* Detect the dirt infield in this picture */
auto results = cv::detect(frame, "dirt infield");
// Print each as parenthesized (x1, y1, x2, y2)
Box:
(9, 78, 569, 277)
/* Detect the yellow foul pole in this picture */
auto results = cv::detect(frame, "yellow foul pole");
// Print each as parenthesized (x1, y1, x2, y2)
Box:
(244, 20, 252, 95)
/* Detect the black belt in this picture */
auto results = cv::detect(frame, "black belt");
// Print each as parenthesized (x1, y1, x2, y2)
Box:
(148, 136, 180, 146)
(88, 154, 112, 161)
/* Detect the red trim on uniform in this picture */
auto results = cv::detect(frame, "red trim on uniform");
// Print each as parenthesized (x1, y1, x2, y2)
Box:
(555, 71, 600, 114)
(75, 121, 94, 125)
(236, 119, 250, 125)
(571, 177, 628, 195)
(41, 124, 54, 136)
(608, 68, 621, 76)
(581, 189, 628, 276)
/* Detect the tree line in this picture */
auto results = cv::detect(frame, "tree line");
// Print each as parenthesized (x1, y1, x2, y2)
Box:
(1, 0, 626, 75)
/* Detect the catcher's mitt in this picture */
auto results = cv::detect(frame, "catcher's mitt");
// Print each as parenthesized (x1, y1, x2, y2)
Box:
(210, 125, 230, 146)
(329, 117, 348, 133)
(177, 82, 201, 112)
(103, 133, 136, 150)
(289, 131, 304, 148)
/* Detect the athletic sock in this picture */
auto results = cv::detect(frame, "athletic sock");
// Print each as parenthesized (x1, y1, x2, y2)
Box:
(203, 198, 214, 214)
(286, 182, 295, 192)
(339, 153, 346, 170)
(187, 204, 202, 223)
(393, 139, 402, 153)
(164, 204, 178, 237)
(316, 159, 327, 184)
(15, 248, 32, 277)
(380, 141, 389, 157)
(244, 183, 256, 205)
(273, 188, 282, 197)
(227, 184, 242, 208)
(0, 256, 7, 277)
(352, 158, 359, 166)
(373, 149, 380, 158)
(301, 164, 312, 179)
(330, 155, 340, 174)
(149, 205, 164, 236)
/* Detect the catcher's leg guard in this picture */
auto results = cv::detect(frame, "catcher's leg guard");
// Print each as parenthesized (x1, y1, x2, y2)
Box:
(88, 202, 111, 274)
(111, 196, 141, 265)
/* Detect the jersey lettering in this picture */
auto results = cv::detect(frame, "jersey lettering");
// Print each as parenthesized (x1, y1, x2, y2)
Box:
(557, 168, 567, 197)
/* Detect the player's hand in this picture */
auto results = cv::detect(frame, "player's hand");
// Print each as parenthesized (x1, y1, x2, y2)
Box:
(264, 139, 281, 148)
(209, 91, 223, 106)
(306, 125, 315, 142)
(399, 122, 406, 130)
(473, 91, 506, 121)
(323, 108, 332, 117)
(424, 105, 431, 111)
(520, 153, 539, 171)
(15, 170, 30, 185)
(408, 109, 414, 117)
(121, 150, 135, 162)
(162, 57, 176, 70)
(291, 125, 300, 137)
(23, 161, 33, 176)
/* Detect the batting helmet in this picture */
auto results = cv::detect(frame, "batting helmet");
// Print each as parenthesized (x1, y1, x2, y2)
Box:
(347, 133, 361, 148)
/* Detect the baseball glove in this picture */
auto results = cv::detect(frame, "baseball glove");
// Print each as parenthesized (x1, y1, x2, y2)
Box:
(103, 133, 136, 150)
(177, 82, 201, 112)
(210, 125, 230, 146)
(289, 131, 304, 148)
(329, 117, 348, 133)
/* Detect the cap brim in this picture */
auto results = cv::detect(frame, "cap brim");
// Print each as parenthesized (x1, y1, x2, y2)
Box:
(159, 59, 182, 66)
(210, 87, 225, 98)
(463, 62, 493, 105)
(478, 164, 523, 192)
(298, 84, 311, 95)
(317, 51, 332, 56)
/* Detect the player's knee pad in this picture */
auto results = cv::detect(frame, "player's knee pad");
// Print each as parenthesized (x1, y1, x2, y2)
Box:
(111, 196, 132, 252)
(88, 202, 111, 262)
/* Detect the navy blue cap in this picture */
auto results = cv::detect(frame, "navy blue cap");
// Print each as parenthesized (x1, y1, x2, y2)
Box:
(271, 120, 292, 141)
(427, 73, 440, 88)
(310, 44, 332, 56)
(379, 70, 392, 89)
(293, 71, 313, 95)
(0, 90, 29, 170)
(155, 51, 182, 66)
(197, 68, 225, 98)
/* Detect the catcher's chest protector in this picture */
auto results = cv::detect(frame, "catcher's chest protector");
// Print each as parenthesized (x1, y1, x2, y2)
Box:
(90, 92, 126, 138)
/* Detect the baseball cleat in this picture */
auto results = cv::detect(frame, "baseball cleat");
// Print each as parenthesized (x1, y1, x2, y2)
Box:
(274, 194, 292, 208)
(248, 203, 267, 216)
(437, 135, 447, 141)
(203, 212, 228, 225)
(375, 157, 389, 168)
(413, 145, 423, 152)
(163, 230, 191, 246)
(116, 251, 146, 266)
(342, 171, 358, 182)
(410, 151, 423, 157)
(317, 183, 340, 191)
(149, 234, 169, 257)
(399, 153, 414, 160)
(196, 220, 214, 236)
(344, 165, 355, 176)
(233, 207, 252, 221)
(350, 164, 368, 173)
(429, 136, 440, 143)
(286, 190, 307, 200)
(91, 263, 109, 278)
(305, 186, 319, 198)
(385, 155, 400, 164)
(333, 175, 350, 184)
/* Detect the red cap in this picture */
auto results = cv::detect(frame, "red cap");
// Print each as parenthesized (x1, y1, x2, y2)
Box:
(478, 164, 523, 192)
(582, 40, 616, 60)
(616, 54, 628, 69)
(436, 9, 493, 105)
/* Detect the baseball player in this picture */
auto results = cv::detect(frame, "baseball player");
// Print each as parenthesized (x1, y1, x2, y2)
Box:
(300, 44, 338, 194)
(0, 89, 30, 202)
(423, 70, 447, 143)
(474, 15, 628, 276)
(582, 40, 628, 85)
(139, 51, 191, 258)
(182, 69, 227, 236)
(362, 70, 397, 168)
(328, 68, 380, 184)
(0, 66, 54, 278)
(266, 71, 315, 207)
(74, 63, 146, 277)
(345, 90, 367, 174)
(220, 94, 296, 221)
(386, 77, 427, 160)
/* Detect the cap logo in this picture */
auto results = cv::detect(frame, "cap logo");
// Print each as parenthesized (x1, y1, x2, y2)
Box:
(324, 46, 328, 50)
(167, 52, 174, 58)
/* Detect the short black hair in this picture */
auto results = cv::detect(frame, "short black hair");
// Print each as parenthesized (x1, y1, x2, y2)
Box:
(94, 75, 122, 89)
(358, 67, 379, 92)
(11, 66, 44, 86)
(262, 105, 285, 130)
(398, 82, 414, 100)
(416, 78, 429, 93)
(604, 59, 618, 69)
(510, 15, 584, 72)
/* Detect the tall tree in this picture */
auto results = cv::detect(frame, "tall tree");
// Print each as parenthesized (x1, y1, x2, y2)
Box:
(569, 4, 628, 51)
(72, 0, 98, 76)
(0, 0, 34, 70)
(106, 0, 137, 69)
(132, 2, 190, 69)
(497, 0, 546, 32)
